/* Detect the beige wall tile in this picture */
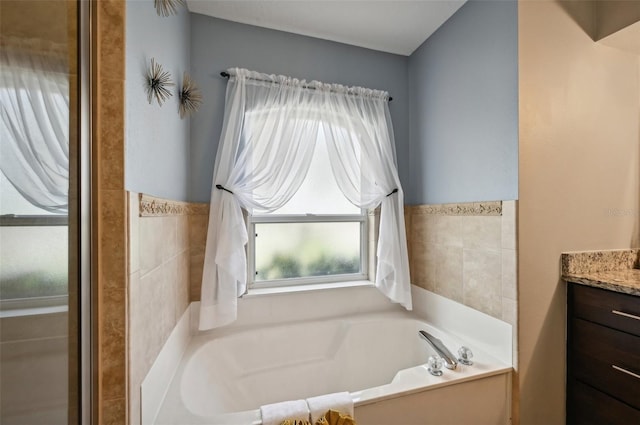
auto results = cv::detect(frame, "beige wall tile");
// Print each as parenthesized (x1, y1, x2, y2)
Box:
(411, 242, 436, 292)
(190, 249, 204, 301)
(462, 215, 502, 250)
(435, 216, 463, 247)
(189, 214, 209, 251)
(189, 214, 208, 302)
(128, 268, 141, 342)
(128, 192, 140, 274)
(139, 216, 181, 275)
(501, 297, 517, 326)
(139, 217, 165, 276)
(128, 271, 146, 390)
(411, 213, 436, 247)
(160, 258, 178, 342)
(463, 249, 502, 318)
(161, 216, 178, 261)
(138, 266, 169, 370)
(501, 200, 516, 250)
(501, 248, 517, 301)
(177, 215, 189, 253)
(435, 246, 464, 302)
(175, 251, 190, 320)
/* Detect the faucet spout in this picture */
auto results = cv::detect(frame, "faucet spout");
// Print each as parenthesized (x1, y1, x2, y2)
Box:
(418, 330, 458, 370)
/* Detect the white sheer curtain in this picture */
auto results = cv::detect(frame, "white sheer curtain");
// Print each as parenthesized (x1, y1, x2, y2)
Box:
(0, 38, 69, 214)
(200, 68, 411, 330)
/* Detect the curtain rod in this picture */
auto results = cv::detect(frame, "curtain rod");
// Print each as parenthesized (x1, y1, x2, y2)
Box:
(220, 71, 393, 102)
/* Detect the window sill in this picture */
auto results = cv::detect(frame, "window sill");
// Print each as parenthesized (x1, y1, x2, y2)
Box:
(243, 280, 374, 298)
(0, 296, 68, 318)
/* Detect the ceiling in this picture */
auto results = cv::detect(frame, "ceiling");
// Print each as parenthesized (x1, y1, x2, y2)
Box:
(186, 1, 467, 56)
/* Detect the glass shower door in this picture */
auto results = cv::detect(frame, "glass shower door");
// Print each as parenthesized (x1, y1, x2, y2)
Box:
(0, 0, 90, 423)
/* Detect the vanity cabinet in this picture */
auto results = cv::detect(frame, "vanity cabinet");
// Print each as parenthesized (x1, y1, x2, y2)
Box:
(567, 283, 640, 424)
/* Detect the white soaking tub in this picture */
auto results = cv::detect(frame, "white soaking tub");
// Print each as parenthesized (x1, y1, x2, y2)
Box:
(148, 285, 513, 425)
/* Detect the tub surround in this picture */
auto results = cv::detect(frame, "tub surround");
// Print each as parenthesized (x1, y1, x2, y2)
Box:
(127, 192, 203, 425)
(406, 200, 518, 326)
(561, 249, 640, 296)
(129, 193, 518, 424)
(150, 196, 519, 324)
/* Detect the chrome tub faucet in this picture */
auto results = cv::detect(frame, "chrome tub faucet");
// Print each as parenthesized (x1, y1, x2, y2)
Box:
(418, 330, 458, 370)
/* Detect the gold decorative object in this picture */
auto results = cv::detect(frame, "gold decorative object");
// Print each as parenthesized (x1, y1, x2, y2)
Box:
(154, 0, 185, 17)
(146, 58, 173, 106)
(178, 72, 203, 118)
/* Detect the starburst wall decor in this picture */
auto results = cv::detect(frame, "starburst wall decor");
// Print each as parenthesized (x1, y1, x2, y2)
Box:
(146, 58, 174, 106)
(154, 0, 185, 17)
(178, 72, 203, 118)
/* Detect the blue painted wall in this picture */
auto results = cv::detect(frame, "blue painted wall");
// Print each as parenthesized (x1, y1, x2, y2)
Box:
(124, 1, 518, 205)
(189, 15, 409, 202)
(125, 1, 191, 201)
(408, 0, 518, 204)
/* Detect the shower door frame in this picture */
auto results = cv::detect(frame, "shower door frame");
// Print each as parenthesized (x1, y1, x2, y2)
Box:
(77, 0, 96, 423)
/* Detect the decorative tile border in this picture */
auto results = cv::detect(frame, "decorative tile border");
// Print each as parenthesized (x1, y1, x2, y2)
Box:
(409, 201, 502, 216)
(139, 194, 208, 217)
(139, 195, 502, 217)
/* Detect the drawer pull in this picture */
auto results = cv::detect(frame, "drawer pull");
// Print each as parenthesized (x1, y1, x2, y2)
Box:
(611, 310, 640, 321)
(612, 365, 640, 380)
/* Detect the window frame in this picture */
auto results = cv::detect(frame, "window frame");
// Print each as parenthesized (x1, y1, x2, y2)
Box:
(247, 211, 369, 289)
(0, 214, 68, 227)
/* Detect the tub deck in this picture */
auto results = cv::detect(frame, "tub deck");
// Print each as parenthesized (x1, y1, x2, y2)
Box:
(153, 310, 511, 425)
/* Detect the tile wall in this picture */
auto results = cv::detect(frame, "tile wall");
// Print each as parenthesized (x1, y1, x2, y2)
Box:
(124, 195, 518, 423)
(406, 201, 518, 327)
(127, 193, 206, 424)
(188, 210, 208, 302)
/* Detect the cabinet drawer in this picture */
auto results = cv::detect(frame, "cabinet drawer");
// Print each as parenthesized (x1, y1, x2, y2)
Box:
(568, 378, 640, 425)
(570, 283, 640, 337)
(569, 318, 640, 409)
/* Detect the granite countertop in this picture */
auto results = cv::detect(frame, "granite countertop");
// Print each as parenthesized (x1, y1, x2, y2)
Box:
(561, 249, 640, 297)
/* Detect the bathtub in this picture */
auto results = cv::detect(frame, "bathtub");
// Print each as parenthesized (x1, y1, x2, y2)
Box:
(148, 285, 513, 425)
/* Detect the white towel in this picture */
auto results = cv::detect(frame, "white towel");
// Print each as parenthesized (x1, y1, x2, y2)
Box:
(306, 392, 354, 423)
(260, 399, 309, 425)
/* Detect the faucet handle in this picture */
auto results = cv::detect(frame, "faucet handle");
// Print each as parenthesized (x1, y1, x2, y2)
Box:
(427, 355, 444, 376)
(458, 346, 474, 365)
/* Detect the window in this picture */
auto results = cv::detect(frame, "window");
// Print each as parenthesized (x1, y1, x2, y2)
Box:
(199, 68, 412, 331)
(247, 127, 368, 288)
(0, 172, 68, 302)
